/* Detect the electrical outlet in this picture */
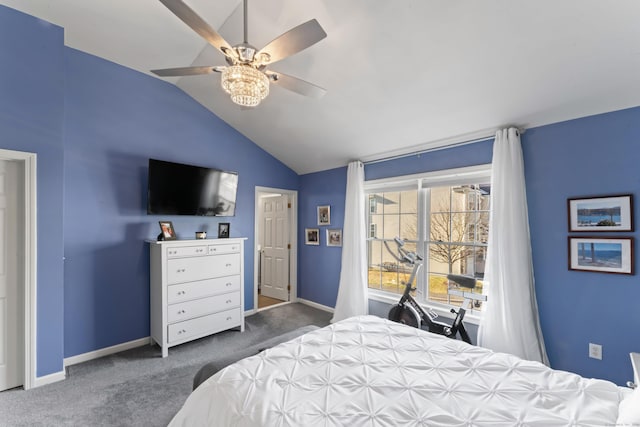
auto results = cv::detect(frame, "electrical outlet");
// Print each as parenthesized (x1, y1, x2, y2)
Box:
(589, 343, 602, 360)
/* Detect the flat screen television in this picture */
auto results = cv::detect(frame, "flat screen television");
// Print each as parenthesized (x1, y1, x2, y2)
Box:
(147, 158, 238, 216)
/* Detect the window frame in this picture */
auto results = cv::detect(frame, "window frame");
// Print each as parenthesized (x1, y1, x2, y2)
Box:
(364, 164, 492, 324)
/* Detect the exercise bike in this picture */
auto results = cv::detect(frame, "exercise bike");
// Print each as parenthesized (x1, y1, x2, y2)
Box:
(385, 237, 486, 344)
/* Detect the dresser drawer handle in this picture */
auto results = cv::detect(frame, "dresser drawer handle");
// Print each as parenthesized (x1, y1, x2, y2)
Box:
(225, 263, 232, 267)
(178, 329, 187, 335)
(225, 282, 232, 287)
(226, 300, 232, 304)
(176, 268, 186, 273)
(226, 317, 232, 321)
(177, 291, 186, 296)
(178, 309, 186, 314)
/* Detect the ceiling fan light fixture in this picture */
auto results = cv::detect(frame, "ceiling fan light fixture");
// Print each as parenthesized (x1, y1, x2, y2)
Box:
(221, 65, 270, 107)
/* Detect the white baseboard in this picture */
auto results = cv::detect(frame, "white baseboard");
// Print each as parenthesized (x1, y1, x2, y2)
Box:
(296, 298, 334, 313)
(244, 309, 257, 317)
(33, 370, 66, 388)
(64, 337, 151, 367)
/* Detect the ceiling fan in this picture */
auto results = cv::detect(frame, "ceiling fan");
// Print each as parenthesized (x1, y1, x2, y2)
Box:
(151, 0, 327, 107)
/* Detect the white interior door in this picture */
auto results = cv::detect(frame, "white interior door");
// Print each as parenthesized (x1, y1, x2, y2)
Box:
(260, 195, 290, 301)
(0, 159, 23, 391)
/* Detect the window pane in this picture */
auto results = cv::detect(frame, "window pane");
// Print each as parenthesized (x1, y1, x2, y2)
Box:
(367, 240, 382, 291)
(430, 187, 450, 212)
(430, 213, 449, 242)
(383, 192, 400, 214)
(478, 212, 489, 243)
(428, 273, 448, 304)
(400, 213, 418, 240)
(400, 191, 418, 214)
(383, 215, 400, 239)
(428, 243, 450, 275)
(369, 214, 382, 239)
(474, 246, 487, 279)
(450, 212, 471, 243)
(449, 246, 475, 276)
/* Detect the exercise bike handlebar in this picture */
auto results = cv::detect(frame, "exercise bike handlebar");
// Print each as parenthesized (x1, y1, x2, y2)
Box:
(384, 237, 423, 265)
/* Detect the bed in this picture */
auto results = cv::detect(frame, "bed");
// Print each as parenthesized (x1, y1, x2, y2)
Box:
(169, 315, 635, 426)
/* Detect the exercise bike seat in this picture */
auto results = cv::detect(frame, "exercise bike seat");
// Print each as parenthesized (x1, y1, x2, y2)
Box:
(446, 274, 476, 289)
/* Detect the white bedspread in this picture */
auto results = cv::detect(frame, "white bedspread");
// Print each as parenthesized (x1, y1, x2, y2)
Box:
(170, 315, 623, 426)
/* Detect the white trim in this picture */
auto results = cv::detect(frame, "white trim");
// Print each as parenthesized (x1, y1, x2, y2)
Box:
(253, 187, 298, 311)
(63, 337, 151, 367)
(364, 164, 492, 190)
(244, 308, 257, 317)
(32, 370, 65, 388)
(296, 298, 334, 313)
(0, 149, 37, 390)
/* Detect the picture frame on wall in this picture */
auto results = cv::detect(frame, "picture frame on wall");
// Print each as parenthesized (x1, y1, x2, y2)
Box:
(158, 221, 177, 241)
(568, 194, 633, 232)
(218, 222, 230, 238)
(568, 236, 634, 275)
(317, 205, 331, 225)
(326, 229, 342, 247)
(305, 228, 320, 245)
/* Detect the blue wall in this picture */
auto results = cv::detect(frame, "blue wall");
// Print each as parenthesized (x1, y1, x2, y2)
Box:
(298, 167, 347, 307)
(299, 113, 640, 385)
(524, 108, 640, 385)
(0, 6, 65, 377)
(1, 5, 298, 374)
(62, 49, 299, 358)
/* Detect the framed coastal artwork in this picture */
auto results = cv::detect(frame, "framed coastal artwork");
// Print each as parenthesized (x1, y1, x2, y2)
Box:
(568, 236, 633, 275)
(567, 194, 633, 232)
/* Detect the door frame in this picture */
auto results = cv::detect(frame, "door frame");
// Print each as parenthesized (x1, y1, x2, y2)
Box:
(0, 149, 37, 390)
(254, 187, 297, 311)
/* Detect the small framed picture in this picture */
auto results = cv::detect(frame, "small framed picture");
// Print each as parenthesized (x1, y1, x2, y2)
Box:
(317, 205, 331, 225)
(158, 221, 177, 241)
(568, 236, 633, 275)
(305, 228, 320, 245)
(218, 222, 230, 238)
(568, 194, 633, 232)
(326, 229, 342, 247)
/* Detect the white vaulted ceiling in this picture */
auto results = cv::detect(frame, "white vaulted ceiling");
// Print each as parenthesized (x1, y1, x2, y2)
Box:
(3, 0, 640, 173)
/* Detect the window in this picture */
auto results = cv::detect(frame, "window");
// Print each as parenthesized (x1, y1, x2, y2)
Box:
(365, 165, 490, 313)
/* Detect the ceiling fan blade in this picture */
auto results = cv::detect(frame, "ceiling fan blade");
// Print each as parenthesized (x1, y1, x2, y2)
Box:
(257, 19, 327, 65)
(267, 71, 326, 98)
(151, 66, 221, 77)
(159, 0, 234, 58)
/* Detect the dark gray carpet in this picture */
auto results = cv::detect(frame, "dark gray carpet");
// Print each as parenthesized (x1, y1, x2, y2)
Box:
(0, 303, 332, 427)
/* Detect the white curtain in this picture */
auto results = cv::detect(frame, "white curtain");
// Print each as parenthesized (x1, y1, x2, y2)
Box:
(477, 128, 549, 365)
(331, 161, 368, 323)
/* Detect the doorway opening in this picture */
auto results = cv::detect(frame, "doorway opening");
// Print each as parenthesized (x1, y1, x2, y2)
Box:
(254, 187, 297, 311)
(0, 149, 37, 390)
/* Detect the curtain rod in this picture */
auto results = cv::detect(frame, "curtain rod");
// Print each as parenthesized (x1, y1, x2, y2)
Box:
(362, 126, 525, 166)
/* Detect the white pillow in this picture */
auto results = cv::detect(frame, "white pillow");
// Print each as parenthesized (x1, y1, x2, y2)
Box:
(617, 387, 640, 425)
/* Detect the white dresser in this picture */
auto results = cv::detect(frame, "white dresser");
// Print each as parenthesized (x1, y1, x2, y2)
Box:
(149, 238, 246, 357)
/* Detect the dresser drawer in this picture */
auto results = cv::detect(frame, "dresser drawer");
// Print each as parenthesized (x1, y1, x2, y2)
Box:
(208, 243, 241, 255)
(166, 245, 208, 258)
(167, 253, 241, 284)
(168, 291, 240, 323)
(167, 275, 240, 304)
(168, 308, 241, 343)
